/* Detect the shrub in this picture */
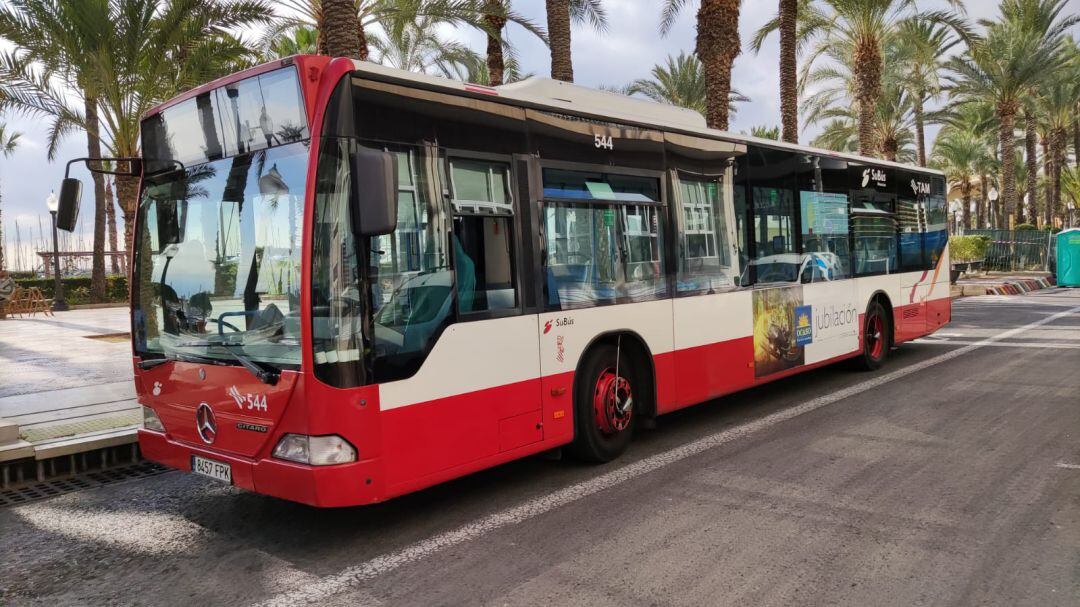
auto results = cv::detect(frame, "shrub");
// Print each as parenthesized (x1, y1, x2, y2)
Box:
(949, 235, 989, 262)
(1014, 223, 1038, 231)
(14, 275, 128, 304)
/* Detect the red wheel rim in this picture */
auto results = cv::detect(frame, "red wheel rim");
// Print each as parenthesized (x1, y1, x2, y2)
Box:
(593, 368, 633, 435)
(867, 313, 885, 359)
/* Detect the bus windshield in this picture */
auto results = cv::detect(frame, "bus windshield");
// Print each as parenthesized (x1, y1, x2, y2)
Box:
(132, 142, 309, 368)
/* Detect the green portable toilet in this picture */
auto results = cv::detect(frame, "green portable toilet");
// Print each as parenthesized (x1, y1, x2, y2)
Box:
(1058, 228, 1080, 287)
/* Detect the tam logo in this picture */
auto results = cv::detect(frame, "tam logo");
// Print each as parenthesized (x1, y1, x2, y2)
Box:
(544, 320, 553, 334)
(911, 179, 931, 195)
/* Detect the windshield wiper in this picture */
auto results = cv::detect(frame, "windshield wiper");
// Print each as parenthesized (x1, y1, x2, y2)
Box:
(171, 342, 280, 385)
(137, 350, 230, 370)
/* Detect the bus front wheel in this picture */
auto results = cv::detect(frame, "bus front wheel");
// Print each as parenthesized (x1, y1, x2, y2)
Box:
(568, 343, 638, 462)
(857, 300, 891, 371)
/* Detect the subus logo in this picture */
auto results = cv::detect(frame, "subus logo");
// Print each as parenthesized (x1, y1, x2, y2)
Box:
(911, 179, 931, 195)
(543, 317, 575, 334)
(862, 168, 887, 188)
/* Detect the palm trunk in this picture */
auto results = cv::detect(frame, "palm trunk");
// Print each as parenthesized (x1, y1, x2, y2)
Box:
(1052, 127, 1067, 228)
(962, 182, 972, 231)
(546, 0, 573, 82)
(1074, 115, 1080, 169)
(852, 40, 883, 157)
(778, 0, 798, 144)
(696, 0, 742, 131)
(998, 106, 1018, 228)
(1042, 134, 1052, 228)
(914, 96, 927, 167)
(980, 174, 990, 229)
(117, 172, 139, 275)
(484, 1, 507, 86)
(320, 0, 364, 60)
(1024, 110, 1038, 226)
(85, 96, 107, 303)
(105, 177, 120, 275)
(975, 178, 985, 229)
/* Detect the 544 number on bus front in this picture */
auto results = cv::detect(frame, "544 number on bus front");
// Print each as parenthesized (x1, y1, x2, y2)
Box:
(228, 386, 268, 413)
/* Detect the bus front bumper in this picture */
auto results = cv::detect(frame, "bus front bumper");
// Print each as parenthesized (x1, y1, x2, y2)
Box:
(138, 429, 381, 507)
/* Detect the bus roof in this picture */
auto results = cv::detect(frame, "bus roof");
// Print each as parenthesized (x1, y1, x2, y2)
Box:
(349, 59, 945, 177)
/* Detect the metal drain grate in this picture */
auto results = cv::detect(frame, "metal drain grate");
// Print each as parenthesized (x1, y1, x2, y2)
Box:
(0, 461, 169, 508)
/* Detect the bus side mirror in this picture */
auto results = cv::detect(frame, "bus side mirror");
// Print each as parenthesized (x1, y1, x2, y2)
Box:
(350, 147, 398, 236)
(56, 178, 82, 232)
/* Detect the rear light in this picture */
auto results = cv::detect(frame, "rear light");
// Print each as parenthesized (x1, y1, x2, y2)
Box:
(272, 434, 357, 466)
(142, 406, 165, 432)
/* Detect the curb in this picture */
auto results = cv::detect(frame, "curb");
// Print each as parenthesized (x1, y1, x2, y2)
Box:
(984, 277, 1056, 296)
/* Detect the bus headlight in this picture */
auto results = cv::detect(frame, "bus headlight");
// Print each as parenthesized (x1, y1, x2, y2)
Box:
(142, 406, 165, 432)
(272, 434, 357, 466)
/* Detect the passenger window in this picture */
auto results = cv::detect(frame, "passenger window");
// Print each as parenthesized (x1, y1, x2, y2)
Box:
(542, 169, 666, 309)
(752, 186, 797, 282)
(852, 213, 898, 274)
(675, 173, 738, 293)
(748, 147, 799, 283)
(799, 191, 851, 281)
(450, 158, 517, 314)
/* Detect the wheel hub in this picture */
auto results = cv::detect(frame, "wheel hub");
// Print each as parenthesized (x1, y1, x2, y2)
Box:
(867, 314, 884, 359)
(593, 369, 633, 435)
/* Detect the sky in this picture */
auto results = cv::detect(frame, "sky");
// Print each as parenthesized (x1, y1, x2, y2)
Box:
(0, 0, 1074, 268)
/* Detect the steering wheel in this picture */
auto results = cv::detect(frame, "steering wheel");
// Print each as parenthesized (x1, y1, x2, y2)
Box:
(207, 318, 242, 333)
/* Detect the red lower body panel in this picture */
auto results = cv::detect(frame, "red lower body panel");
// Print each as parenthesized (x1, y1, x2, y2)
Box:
(141, 295, 951, 506)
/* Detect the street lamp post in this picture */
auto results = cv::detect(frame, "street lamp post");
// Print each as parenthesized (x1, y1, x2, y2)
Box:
(46, 191, 68, 312)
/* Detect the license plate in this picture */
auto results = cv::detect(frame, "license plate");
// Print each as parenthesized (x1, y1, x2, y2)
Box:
(191, 455, 232, 484)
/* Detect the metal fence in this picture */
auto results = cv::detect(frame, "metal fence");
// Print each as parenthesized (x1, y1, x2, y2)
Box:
(966, 230, 1056, 272)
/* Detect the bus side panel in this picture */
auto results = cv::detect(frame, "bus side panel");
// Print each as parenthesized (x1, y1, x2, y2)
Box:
(378, 315, 542, 486)
(669, 290, 755, 411)
(538, 299, 676, 411)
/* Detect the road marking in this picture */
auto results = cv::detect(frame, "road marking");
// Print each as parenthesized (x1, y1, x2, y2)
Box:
(1055, 462, 1080, 470)
(259, 303, 1080, 607)
(911, 339, 1080, 350)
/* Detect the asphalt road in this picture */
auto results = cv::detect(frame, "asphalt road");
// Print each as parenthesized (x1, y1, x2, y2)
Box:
(3, 289, 1079, 607)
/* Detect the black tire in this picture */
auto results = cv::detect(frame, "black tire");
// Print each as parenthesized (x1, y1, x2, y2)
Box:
(856, 300, 891, 371)
(567, 343, 640, 462)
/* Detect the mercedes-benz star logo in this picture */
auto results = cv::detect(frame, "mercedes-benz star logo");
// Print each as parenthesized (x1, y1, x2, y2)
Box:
(195, 403, 217, 444)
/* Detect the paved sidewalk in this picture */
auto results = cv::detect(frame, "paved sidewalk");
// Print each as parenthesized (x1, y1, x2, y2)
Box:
(0, 307, 138, 461)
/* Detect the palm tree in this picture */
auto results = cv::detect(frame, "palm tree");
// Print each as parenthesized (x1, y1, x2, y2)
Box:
(1, 0, 269, 267)
(931, 128, 981, 230)
(0, 122, 21, 274)
(1037, 75, 1079, 227)
(477, 1, 546, 87)
(748, 125, 781, 140)
(946, 0, 1078, 227)
(0, 0, 114, 300)
(749, 0, 810, 143)
(545, 1, 607, 83)
(895, 17, 958, 167)
(661, 0, 743, 131)
(266, 26, 320, 59)
(623, 52, 749, 118)
(369, 13, 481, 79)
(791, 0, 967, 157)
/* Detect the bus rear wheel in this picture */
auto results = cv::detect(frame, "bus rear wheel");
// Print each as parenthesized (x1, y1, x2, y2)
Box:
(857, 300, 891, 371)
(568, 343, 638, 462)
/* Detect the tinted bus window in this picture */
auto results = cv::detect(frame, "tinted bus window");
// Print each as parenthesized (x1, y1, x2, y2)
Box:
(674, 173, 738, 292)
(543, 170, 665, 309)
(748, 147, 799, 283)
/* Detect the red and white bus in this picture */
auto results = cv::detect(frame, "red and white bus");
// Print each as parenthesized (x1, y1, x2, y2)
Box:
(66, 56, 951, 506)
